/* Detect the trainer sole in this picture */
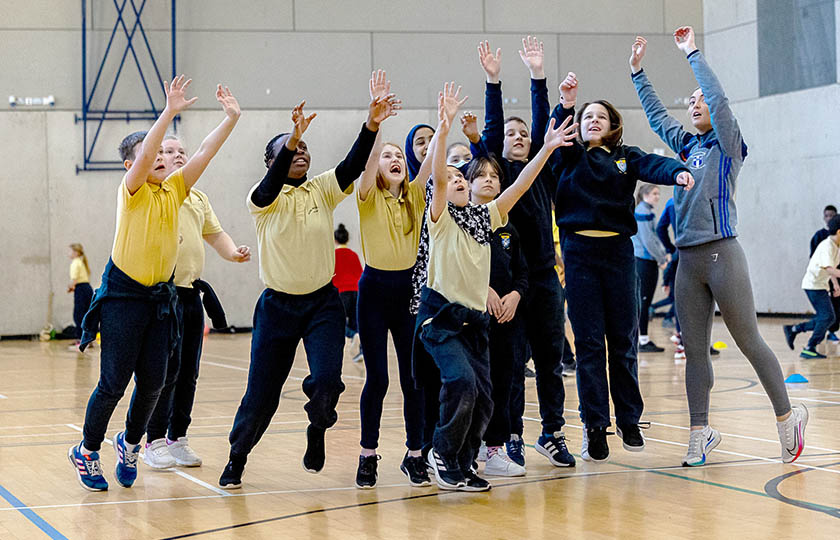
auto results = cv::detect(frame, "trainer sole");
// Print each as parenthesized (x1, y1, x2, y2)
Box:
(534, 443, 575, 467)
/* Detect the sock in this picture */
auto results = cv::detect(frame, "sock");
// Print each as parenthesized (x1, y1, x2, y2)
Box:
(80, 444, 93, 456)
(639, 335, 650, 345)
(407, 449, 422, 458)
(487, 446, 501, 459)
(360, 448, 377, 457)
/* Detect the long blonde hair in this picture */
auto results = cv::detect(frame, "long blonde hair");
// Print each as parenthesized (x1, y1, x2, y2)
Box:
(376, 143, 416, 235)
(70, 243, 90, 274)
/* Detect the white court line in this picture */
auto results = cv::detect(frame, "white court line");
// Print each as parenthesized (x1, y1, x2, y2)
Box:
(171, 470, 232, 497)
(0, 458, 792, 513)
(524, 412, 840, 476)
(204, 353, 366, 382)
(807, 388, 840, 396)
(0, 393, 7, 399)
(746, 391, 840, 406)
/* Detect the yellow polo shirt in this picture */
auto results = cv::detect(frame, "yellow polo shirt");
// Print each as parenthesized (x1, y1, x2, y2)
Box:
(357, 179, 426, 270)
(427, 200, 507, 311)
(111, 169, 187, 286)
(247, 169, 352, 294)
(174, 188, 224, 288)
(70, 257, 89, 283)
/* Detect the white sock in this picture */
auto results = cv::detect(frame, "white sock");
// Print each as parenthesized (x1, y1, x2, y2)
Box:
(80, 444, 93, 456)
(639, 335, 650, 345)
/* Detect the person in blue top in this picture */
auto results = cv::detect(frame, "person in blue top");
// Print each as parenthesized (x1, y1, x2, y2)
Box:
(630, 27, 808, 467)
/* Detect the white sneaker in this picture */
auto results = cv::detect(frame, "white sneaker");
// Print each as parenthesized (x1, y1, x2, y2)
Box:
(674, 345, 686, 360)
(670, 334, 682, 345)
(168, 437, 202, 467)
(682, 426, 721, 467)
(143, 438, 176, 469)
(777, 404, 808, 463)
(477, 441, 488, 462)
(484, 450, 526, 477)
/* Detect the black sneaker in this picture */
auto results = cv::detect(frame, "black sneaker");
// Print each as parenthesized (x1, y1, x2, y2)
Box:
(459, 468, 491, 492)
(427, 448, 465, 490)
(581, 426, 610, 462)
(783, 325, 798, 350)
(355, 454, 379, 489)
(616, 424, 645, 452)
(639, 341, 665, 353)
(561, 360, 576, 377)
(219, 457, 246, 489)
(400, 453, 431, 487)
(709, 346, 720, 356)
(535, 431, 575, 467)
(524, 366, 536, 378)
(302, 425, 326, 473)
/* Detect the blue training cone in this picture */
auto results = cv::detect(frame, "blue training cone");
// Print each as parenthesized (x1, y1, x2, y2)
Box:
(785, 373, 809, 383)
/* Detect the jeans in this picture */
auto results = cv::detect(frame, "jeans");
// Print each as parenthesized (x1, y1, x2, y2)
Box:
(800, 289, 837, 349)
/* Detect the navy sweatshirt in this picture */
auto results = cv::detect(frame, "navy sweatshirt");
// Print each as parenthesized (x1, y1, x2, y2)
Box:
(489, 222, 528, 298)
(549, 105, 690, 236)
(470, 79, 557, 276)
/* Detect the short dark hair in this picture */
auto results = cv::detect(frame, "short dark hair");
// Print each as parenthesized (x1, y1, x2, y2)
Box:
(119, 131, 147, 161)
(504, 116, 528, 128)
(334, 223, 349, 244)
(575, 100, 624, 150)
(825, 205, 837, 213)
(465, 155, 504, 184)
(828, 215, 840, 235)
(264, 132, 290, 168)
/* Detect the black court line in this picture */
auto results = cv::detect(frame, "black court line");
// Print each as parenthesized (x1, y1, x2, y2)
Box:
(157, 455, 826, 539)
(764, 460, 840, 518)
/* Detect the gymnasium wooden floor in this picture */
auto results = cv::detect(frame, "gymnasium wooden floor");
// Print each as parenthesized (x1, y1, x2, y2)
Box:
(1, 317, 839, 539)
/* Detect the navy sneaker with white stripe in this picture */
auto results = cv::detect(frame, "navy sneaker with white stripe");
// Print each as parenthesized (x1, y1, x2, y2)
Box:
(505, 434, 526, 466)
(68, 443, 108, 491)
(113, 431, 140, 488)
(427, 448, 466, 490)
(535, 431, 575, 467)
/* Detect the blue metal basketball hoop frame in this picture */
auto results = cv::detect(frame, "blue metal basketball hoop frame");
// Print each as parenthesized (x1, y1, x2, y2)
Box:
(75, 0, 177, 172)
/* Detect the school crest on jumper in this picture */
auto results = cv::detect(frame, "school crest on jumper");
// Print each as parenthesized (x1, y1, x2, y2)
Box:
(615, 158, 627, 173)
(687, 149, 709, 170)
(500, 232, 511, 250)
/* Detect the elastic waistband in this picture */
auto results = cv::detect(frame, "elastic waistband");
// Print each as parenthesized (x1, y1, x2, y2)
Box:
(678, 236, 738, 253)
(265, 282, 336, 300)
(362, 265, 414, 279)
(176, 286, 201, 298)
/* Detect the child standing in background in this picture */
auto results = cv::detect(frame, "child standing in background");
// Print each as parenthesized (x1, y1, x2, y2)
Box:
(632, 184, 670, 353)
(67, 243, 93, 349)
(333, 223, 364, 363)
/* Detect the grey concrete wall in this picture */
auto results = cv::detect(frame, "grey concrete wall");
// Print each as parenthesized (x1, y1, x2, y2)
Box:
(1, 0, 708, 334)
(702, 0, 840, 314)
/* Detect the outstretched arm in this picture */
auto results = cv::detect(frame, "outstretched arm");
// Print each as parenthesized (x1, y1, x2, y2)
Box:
(429, 83, 468, 223)
(477, 41, 505, 157)
(496, 115, 577, 218)
(627, 146, 695, 189)
(357, 70, 390, 200)
(125, 75, 197, 194)
(675, 26, 745, 159)
(204, 231, 251, 262)
(181, 85, 240, 191)
(519, 36, 549, 155)
(630, 36, 691, 155)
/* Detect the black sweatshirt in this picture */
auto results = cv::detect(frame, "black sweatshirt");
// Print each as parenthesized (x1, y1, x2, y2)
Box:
(470, 80, 557, 276)
(489, 222, 529, 298)
(251, 123, 377, 208)
(549, 105, 689, 236)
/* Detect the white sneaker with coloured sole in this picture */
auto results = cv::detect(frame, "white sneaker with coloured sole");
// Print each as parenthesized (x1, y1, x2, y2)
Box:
(168, 437, 202, 467)
(778, 404, 808, 463)
(142, 438, 175, 469)
(682, 425, 721, 467)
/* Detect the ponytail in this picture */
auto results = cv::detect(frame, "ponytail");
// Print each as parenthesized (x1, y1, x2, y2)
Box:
(70, 243, 90, 274)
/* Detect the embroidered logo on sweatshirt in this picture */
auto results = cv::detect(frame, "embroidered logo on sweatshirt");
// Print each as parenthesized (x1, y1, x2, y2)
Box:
(615, 158, 627, 173)
(500, 232, 511, 250)
(688, 149, 709, 170)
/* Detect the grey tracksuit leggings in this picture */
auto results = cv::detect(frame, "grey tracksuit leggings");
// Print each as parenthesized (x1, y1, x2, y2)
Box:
(675, 238, 791, 426)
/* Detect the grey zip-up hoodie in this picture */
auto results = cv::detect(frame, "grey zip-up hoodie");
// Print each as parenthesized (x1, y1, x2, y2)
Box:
(631, 50, 747, 248)
(632, 201, 668, 264)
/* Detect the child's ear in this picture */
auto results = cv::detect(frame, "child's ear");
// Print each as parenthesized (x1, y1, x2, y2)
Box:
(123, 159, 133, 171)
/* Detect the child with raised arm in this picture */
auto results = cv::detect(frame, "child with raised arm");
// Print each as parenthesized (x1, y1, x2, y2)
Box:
(141, 118, 252, 470)
(468, 37, 575, 469)
(220, 87, 399, 489)
(70, 76, 240, 492)
(550, 71, 694, 463)
(420, 82, 576, 492)
(630, 27, 807, 466)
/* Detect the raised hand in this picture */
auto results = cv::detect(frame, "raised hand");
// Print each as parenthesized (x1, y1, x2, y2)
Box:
(369, 69, 390, 101)
(215, 85, 240, 119)
(518, 35, 545, 79)
(232, 245, 251, 263)
(290, 101, 316, 144)
(630, 36, 647, 72)
(366, 93, 401, 130)
(559, 72, 578, 107)
(543, 116, 578, 150)
(441, 81, 468, 125)
(460, 112, 480, 143)
(477, 40, 502, 83)
(674, 26, 697, 54)
(165, 74, 198, 114)
(676, 171, 695, 191)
